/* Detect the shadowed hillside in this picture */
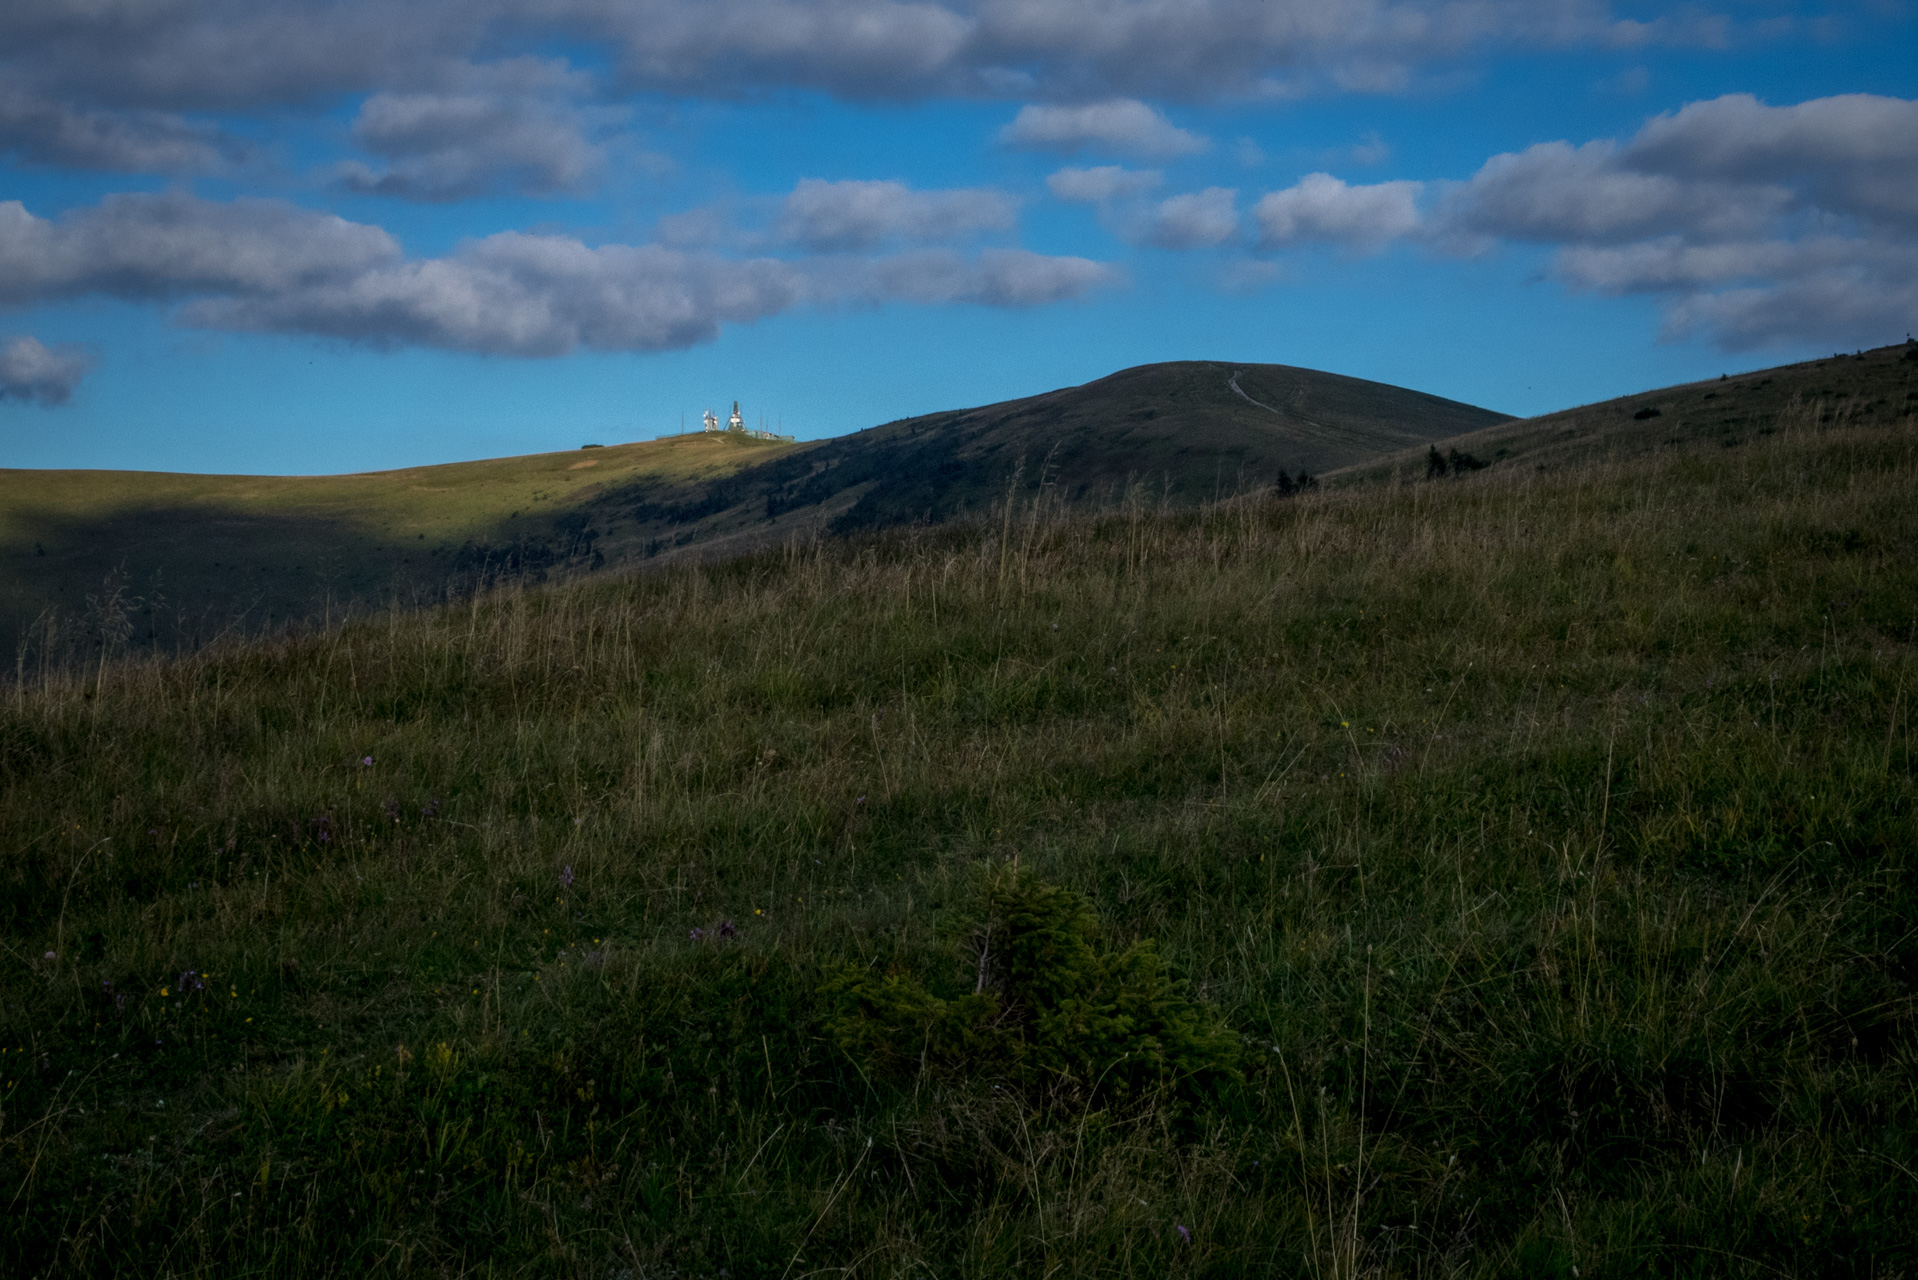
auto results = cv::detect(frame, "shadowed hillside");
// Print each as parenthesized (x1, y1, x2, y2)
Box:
(14, 344, 1909, 662)
(587, 360, 1513, 561)
(0, 360, 1510, 656)
(0, 433, 800, 658)
(1334, 338, 1918, 484)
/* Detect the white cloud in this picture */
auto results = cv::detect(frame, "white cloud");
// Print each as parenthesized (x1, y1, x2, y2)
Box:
(0, 193, 399, 305)
(340, 93, 610, 202)
(1659, 260, 1918, 350)
(0, 89, 242, 174)
(1001, 99, 1208, 159)
(0, 0, 1792, 136)
(328, 57, 628, 203)
(1440, 139, 1786, 245)
(1624, 92, 1918, 226)
(776, 179, 1018, 251)
(0, 192, 1114, 357)
(1226, 92, 1918, 347)
(1145, 187, 1239, 249)
(0, 335, 93, 406)
(1427, 92, 1918, 349)
(1553, 236, 1918, 348)
(1254, 173, 1423, 250)
(1047, 166, 1236, 251)
(190, 235, 808, 356)
(1046, 164, 1162, 204)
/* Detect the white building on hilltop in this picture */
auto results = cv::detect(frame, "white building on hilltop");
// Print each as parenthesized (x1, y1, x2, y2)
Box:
(693, 399, 794, 442)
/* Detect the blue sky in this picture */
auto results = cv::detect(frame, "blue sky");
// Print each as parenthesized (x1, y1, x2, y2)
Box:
(1, 1, 1914, 474)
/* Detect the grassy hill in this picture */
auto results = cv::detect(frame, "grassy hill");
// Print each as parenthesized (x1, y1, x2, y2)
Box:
(606, 359, 1515, 544)
(0, 432, 801, 658)
(1, 361, 1508, 659)
(1336, 338, 1918, 484)
(11, 345, 1916, 667)
(1, 378, 1913, 1275)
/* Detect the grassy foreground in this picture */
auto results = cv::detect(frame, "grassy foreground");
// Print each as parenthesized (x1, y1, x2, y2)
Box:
(2, 403, 1915, 1277)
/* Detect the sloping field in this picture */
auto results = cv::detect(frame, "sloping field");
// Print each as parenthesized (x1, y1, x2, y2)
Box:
(0, 360, 1509, 658)
(8, 344, 1909, 671)
(590, 359, 1513, 554)
(2, 390, 1913, 1275)
(1336, 339, 1918, 484)
(0, 432, 799, 654)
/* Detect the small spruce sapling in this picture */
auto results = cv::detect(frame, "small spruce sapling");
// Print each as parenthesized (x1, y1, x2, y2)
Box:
(822, 866, 1240, 1106)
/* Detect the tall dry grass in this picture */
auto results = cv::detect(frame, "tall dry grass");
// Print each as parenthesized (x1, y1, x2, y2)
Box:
(2, 403, 1914, 1277)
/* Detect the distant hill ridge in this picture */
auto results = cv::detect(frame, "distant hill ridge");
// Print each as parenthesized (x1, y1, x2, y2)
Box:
(6, 344, 1912, 657)
(1333, 339, 1918, 485)
(588, 360, 1513, 562)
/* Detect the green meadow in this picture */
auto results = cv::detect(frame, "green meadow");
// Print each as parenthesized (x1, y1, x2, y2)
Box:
(1, 392, 1914, 1276)
(0, 432, 801, 655)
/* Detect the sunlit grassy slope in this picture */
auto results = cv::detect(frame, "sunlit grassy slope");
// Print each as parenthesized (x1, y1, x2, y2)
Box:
(0, 432, 799, 653)
(2, 387, 1914, 1276)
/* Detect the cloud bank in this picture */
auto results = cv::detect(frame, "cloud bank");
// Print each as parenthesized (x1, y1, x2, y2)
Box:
(1233, 93, 1918, 349)
(0, 89, 242, 174)
(0, 192, 1114, 357)
(0, 0, 1742, 133)
(1443, 93, 1918, 347)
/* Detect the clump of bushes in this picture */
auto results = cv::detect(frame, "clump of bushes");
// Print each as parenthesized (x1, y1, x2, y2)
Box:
(1274, 468, 1317, 495)
(1427, 446, 1488, 478)
(822, 867, 1239, 1106)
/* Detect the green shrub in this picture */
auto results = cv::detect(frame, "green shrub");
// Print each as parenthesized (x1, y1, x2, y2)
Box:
(823, 867, 1240, 1105)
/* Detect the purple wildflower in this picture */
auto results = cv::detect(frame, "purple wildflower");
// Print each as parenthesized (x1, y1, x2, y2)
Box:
(689, 928, 704, 942)
(420, 798, 440, 819)
(559, 865, 575, 889)
(1176, 1225, 1190, 1243)
(717, 919, 736, 940)
(361, 755, 374, 767)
